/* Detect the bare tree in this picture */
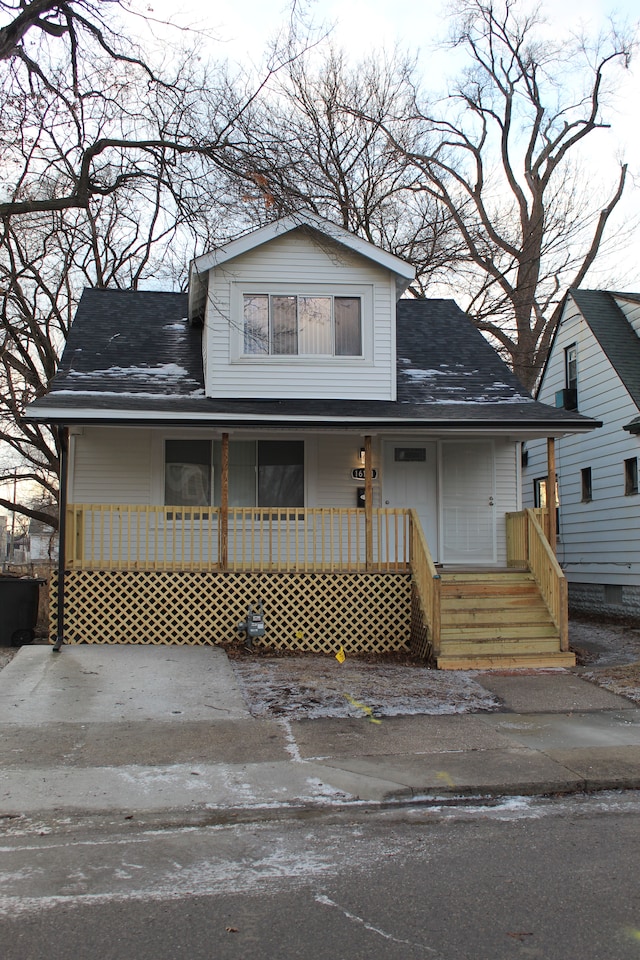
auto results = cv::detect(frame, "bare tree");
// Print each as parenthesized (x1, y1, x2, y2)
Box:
(228, 49, 467, 294)
(377, 0, 636, 389)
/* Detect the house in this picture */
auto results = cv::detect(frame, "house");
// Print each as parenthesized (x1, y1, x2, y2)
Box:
(523, 289, 640, 618)
(28, 516, 59, 562)
(25, 215, 597, 667)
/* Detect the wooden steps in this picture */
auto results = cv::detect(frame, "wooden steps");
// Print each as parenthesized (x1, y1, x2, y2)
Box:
(436, 569, 575, 670)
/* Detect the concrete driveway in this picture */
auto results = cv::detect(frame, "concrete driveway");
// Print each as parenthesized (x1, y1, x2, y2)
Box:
(0, 644, 251, 725)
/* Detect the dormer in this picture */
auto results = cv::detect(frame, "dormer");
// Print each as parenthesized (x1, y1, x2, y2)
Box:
(188, 215, 415, 401)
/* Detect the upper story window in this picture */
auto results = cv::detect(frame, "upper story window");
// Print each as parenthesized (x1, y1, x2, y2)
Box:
(565, 344, 577, 390)
(243, 294, 362, 357)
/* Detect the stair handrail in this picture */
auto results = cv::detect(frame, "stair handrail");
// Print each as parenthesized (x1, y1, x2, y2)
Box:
(408, 509, 441, 656)
(525, 508, 569, 652)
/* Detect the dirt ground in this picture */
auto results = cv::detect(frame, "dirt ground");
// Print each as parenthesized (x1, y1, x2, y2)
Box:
(569, 614, 640, 705)
(2, 614, 640, 717)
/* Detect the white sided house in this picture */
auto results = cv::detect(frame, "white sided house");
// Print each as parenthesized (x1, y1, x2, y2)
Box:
(523, 289, 640, 617)
(27, 215, 596, 667)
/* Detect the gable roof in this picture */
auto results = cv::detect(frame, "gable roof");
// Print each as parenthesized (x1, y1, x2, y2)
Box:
(188, 214, 416, 322)
(567, 289, 640, 410)
(24, 289, 596, 437)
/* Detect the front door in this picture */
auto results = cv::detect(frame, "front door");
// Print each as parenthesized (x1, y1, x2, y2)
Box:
(441, 440, 496, 564)
(383, 442, 439, 559)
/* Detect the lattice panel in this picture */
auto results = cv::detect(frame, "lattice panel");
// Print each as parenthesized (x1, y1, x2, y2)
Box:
(409, 581, 434, 663)
(50, 571, 412, 654)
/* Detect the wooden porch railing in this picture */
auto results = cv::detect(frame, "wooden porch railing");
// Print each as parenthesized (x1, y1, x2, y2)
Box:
(408, 508, 441, 656)
(506, 508, 568, 651)
(65, 504, 411, 573)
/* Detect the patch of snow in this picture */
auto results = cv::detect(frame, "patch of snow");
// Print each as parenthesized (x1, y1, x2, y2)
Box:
(52, 388, 206, 398)
(67, 363, 189, 381)
(403, 368, 447, 379)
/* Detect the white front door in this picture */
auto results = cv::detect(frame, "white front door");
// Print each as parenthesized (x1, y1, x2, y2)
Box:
(441, 441, 496, 564)
(383, 442, 439, 559)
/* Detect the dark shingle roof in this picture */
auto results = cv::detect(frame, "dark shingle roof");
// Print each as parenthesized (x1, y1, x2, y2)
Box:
(25, 289, 595, 433)
(569, 289, 640, 409)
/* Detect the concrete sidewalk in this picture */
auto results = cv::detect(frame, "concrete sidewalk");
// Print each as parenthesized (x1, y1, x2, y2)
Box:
(1, 645, 639, 821)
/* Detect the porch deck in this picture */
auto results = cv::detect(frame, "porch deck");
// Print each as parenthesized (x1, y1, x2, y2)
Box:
(53, 505, 573, 668)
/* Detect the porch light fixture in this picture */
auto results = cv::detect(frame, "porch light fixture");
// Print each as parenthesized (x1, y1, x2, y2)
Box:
(359, 447, 366, 463)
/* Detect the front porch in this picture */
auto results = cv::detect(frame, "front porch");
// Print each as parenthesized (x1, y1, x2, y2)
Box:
(51, 504, 574, 668)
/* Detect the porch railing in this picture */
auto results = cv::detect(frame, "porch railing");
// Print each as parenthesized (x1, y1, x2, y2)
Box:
(65, 504, 411, 573)
(506, 508, 568, 651)
(408, 508, 441, 655)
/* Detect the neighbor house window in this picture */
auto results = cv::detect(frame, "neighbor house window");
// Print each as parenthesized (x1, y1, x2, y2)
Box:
(165, 440, 304, 508)
(625, 457, 638, 495)
(565, 344, 577, 391)
(243, 294, 361, 356)
(581, 467, 592, 502)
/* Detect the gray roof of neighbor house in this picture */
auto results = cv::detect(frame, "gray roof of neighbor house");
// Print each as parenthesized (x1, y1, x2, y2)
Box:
(24, 288, 597, 434)
(568, 289, 640, 411)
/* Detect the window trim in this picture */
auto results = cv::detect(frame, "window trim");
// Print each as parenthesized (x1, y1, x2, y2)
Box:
(231, 282, 373, 364)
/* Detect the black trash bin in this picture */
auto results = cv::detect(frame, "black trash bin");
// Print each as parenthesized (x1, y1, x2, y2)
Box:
(0, 576, 44, 646)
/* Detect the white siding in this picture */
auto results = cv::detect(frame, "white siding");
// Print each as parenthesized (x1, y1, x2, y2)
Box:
(203, 230, 396, 400)
(71, 428, 153, 504)
(311, 435, 382, 508)
(523, 295, 640, 587)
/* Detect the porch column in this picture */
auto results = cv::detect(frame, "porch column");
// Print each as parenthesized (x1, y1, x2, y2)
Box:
(221, 432, 229, 569)
(364, 434, 373, 570)
(53, 426, 69, 652)
(547, 437, 557, 555)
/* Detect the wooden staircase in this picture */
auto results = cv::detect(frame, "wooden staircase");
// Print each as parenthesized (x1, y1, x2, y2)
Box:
(435, 569, 575, 670)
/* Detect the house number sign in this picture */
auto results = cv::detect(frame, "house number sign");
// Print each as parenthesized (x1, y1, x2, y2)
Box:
(351, 468, 378, 480)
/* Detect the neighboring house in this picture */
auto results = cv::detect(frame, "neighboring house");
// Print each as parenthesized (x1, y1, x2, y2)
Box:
(26, 215, 596, 666)
(523, 289, 640, 618)
(28, 516, 59, 562)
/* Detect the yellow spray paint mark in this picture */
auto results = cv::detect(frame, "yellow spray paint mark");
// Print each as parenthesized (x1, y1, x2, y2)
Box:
(436, 771, 456, 787)
(343, 693, 382, 724)
(625, 927, 640, 942)
(335, 646, 346, 664)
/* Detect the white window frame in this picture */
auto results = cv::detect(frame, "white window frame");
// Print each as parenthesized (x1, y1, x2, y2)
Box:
(230, 282, 374, 364)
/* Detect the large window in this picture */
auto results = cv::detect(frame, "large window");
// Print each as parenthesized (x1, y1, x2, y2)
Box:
(243, 294, 361, 357)
(164, 439, 304, 507)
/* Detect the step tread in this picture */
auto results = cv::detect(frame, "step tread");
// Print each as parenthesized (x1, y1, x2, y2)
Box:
(436, 652, 576, 670)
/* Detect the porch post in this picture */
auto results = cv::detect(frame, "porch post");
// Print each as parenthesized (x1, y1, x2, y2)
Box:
(52, 426, 68, 652)
(221, 432, 229, 569)
(546, 437, 557, 555)
(364, 434, 373, 570)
